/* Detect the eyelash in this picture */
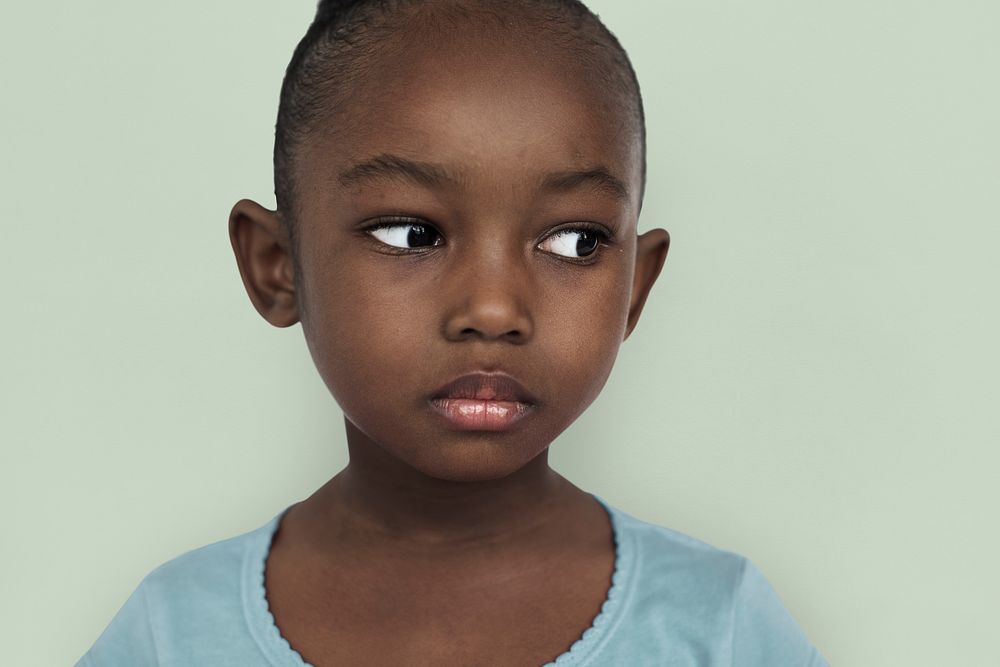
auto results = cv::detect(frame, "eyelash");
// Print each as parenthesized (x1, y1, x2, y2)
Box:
(363, 217, 613, 261)
(539, 223, 612, 263)
(364, 217, 443, 256)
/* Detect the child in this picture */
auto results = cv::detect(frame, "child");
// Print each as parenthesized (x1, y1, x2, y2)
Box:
(78, 0, 827, 664)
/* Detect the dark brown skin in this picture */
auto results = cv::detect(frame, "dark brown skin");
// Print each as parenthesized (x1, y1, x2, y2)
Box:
(228, 17, 669, 667)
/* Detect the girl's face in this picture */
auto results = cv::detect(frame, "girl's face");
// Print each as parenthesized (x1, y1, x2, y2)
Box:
(233, 26, 669, 482)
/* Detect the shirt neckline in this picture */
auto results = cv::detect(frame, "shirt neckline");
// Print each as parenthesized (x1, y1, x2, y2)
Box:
(242, 493, 636, 667)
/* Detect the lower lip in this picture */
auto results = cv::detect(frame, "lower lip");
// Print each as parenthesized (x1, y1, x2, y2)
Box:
(429, 398, 534, 431)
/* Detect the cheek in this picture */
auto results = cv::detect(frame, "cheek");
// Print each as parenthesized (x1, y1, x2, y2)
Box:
(298, 233, 634, 446)
(301, 258, 435, 417)
(539, 266, 631, 412)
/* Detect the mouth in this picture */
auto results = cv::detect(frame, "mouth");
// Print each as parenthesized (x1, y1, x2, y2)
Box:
(428, 372, 538, 431)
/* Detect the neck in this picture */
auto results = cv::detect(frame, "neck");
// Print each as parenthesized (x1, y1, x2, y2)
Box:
(305, 417, 581, 549)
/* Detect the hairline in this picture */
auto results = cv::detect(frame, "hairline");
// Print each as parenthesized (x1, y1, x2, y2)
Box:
(274, 1, 646, 244)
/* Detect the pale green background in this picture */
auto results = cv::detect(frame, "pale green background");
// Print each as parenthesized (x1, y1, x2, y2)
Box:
(2, 1, 997, 665)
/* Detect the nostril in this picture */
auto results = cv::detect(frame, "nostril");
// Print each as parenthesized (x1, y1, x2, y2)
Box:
(445, 305, 533, 343)
(458, 327, 522, 340)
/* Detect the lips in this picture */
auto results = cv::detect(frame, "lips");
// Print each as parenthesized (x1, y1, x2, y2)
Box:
(431, 372, 537, 403)
(428, 372, 538, 431)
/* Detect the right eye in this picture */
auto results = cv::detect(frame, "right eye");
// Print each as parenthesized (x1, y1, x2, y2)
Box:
(367, 221, 444, 250)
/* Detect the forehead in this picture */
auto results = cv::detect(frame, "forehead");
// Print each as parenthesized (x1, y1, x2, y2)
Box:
(296, 19, 642, 210)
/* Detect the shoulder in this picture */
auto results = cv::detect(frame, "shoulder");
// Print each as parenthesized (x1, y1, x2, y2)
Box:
(609, 503, 748, 600)
(141, 519, 265, 605)
(603, 502, 828, 666)
(75, 511, 284, 666)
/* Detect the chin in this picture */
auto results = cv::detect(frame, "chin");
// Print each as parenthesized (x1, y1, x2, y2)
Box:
(402, 439, 545, 483)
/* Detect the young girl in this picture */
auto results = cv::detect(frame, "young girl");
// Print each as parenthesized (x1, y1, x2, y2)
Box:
(78, 1, 827, 664)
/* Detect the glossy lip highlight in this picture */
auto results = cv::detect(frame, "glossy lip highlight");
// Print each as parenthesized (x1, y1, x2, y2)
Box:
(428, 372, 538, 431)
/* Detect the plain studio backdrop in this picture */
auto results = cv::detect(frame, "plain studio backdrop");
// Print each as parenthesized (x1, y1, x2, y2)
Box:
(2, 1, 997, 665)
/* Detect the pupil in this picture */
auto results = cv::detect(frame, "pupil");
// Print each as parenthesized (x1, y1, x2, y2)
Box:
(407, 225, 436, 247)
(576, 231, 599, 256)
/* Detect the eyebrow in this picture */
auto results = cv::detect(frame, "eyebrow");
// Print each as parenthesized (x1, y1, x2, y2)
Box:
(540, 167, 630, 203)
(338, 154, 460, 189)
(338, 153, 629, 202)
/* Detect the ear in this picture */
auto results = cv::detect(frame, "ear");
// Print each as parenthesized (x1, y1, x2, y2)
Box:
(228, 199, 300, 328)
(624, 227, 670, 340)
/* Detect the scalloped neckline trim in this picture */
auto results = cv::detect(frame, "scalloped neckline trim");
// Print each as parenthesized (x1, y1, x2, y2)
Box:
(242, 493, 635, 667)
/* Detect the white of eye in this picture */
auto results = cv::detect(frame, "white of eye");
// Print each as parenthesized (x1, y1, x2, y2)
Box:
(538, 229, 601, 258)
(369, 224, 441, 249)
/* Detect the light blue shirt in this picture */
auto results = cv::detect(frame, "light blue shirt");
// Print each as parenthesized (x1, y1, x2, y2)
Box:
(77, 496, 827, 666)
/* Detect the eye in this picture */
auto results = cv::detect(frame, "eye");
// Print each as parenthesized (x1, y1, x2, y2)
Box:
(537, 227, 608, 259)
(367, 220, 444, 250)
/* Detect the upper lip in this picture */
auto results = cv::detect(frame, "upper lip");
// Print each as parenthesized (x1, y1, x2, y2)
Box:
(430, 372, 538, 404)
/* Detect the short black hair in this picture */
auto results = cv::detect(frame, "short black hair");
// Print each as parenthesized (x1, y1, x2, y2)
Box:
(274, 0, 646, 237)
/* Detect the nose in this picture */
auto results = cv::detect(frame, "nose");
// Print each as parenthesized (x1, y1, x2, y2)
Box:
(442, 246, 534, 344)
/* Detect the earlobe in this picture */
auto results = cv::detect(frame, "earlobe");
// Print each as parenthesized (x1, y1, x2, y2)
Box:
(624, 228, 670, 340)
(228, 199, 300, 328)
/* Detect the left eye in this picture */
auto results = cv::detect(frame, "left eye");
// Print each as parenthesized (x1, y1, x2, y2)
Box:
(368, 222, 443, 249)
(538, 228, 606, 259)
